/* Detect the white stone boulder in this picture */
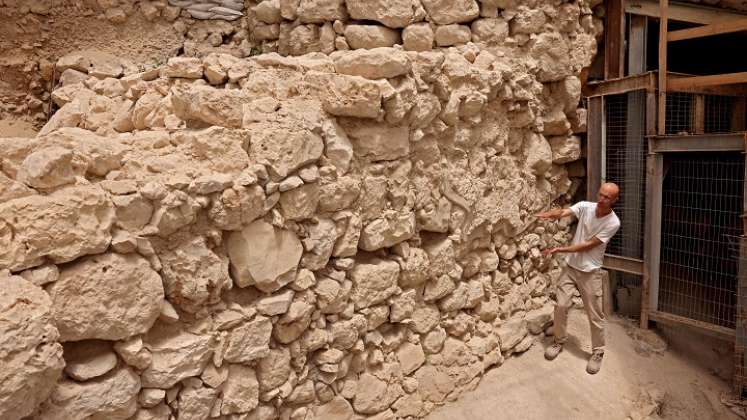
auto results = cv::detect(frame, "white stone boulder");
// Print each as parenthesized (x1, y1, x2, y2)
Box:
(332, 48, 411, 80)
(141, 323, 213, 389)
(346, 0, 415, 28)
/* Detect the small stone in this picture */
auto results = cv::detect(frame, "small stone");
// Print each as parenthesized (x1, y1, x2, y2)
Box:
(257, 290, 295, 316)
(279, 175, 304, 192)
(139, 388, 166, 408)
(63, 341, 118, 381)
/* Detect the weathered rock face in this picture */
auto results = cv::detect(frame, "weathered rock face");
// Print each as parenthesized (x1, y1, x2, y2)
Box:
(0, 273, 64, 420)
(48, 253, 164, 342)
(0, 185, 114, 271)
(3, 0, 596, 416)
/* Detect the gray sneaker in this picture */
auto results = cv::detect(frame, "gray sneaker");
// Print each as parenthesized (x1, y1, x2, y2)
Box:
(586, 350, 604, 374)
(545, 343, 563, 360)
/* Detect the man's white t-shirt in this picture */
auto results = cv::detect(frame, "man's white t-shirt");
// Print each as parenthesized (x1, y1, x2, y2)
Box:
(565, 201, 621, 272)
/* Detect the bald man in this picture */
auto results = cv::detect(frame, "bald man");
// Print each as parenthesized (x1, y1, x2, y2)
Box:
(535, 183, 620, 374)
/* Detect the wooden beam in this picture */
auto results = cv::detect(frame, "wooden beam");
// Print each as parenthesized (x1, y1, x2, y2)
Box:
(650, 132, 747, 152)
(604, 254, 644, 275)
(667, 73, 747, 95)
(583, 72, 657, 97)
(644, 149, 663, 322)
(605, 0, 626, 79)
(649, 310, 735, 341)
(626, 0, 747, 25)
(668, 72, 747, 91)
(658, 0, 668, 135)
(668, 18, 747, 42)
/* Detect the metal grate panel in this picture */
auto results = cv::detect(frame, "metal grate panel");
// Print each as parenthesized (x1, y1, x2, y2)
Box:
(604, 91, 647, 261)
(659, 152, 743, 329)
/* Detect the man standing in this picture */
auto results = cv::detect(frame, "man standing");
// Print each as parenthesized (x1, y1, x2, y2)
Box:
(535, 182, 620, 374)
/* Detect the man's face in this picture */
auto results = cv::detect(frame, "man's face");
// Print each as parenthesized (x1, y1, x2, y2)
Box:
(597, 187, 618, 209)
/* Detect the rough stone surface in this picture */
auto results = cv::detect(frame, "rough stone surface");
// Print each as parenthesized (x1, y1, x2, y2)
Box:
(48, 253, 164, 342)
(0, 274, 64, 420)
(63, 340, 118, 381)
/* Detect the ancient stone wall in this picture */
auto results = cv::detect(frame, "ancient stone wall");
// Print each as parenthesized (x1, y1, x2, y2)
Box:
(1, 1, 594, 419)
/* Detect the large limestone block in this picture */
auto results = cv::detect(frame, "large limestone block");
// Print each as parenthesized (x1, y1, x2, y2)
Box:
(16, 146, 77, 190)
(421, 0, 479, 24)
(435, 24, 471, 46)
(402, 23, 434, 51)
(359, 211, 416, 251)
(353, 372, 402, 414)
(227, 220, 303, 292)
(297, 0, 347, 23)
(141, 323, 213, 389)
(523, 133, 553, 176)
(531, 32, 572, 82)
(471, 18, 509, 43)
(222, 364, 259, 415)
(0, 274, 64, 420)
(341, 119, 410, 161)
(497, 317, 528, 352)
(36, 365, 141, 420)
(162, 57, 203, 78)
(344, 25, 401, 49)
(350, 258, 400, 309)
(48, 253, 164, 342)
(224, 316, 273, 363)
(346, 0, 414, 27)
(547, 135, 581, 164)
(303, 72, 382, 119)
(332, 48, 411, 80)
(209, 185, 267, 230)
(314, 396, 354, 419)
(159, 237, 231, 313)
(171, 83, 249, 128)
(0, 185, 114, 271)
(257, 347, 292, 391)
(246, 122, 324, 178)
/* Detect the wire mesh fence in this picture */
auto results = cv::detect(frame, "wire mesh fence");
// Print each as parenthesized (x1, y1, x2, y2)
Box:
(704, 95, 735, 134)
(665, 92, 694, 135)
(658, 152, 743, 329)
(604, 91, 647, 264)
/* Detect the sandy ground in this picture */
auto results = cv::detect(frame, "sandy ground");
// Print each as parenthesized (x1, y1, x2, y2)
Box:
(0, 118, 38, 137)
(427, 309, 739, 420)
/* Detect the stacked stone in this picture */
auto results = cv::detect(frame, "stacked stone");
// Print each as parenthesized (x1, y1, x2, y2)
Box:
(1, 2, 591, 419)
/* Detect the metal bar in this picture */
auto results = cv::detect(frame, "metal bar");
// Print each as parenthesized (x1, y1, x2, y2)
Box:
(694, 95, 705, 134)
(588, 97, 604, 200)
(629, 15, 648, 75)
(646, 91, 658, 136)
(669, 72, 747, 91)
(626, 0, 747, 25)
(649, 310, 735, 340)
(605, 0, 625, 79)
(650, 132, 747, 153)
(604, 254, 644, 275)
(658, 0, 669, 136)
(668, 18, 747, 42)
(583, 72, 657, 97)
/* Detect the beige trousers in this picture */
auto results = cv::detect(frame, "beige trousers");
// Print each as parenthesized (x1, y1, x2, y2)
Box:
(553, 265, 606, 352)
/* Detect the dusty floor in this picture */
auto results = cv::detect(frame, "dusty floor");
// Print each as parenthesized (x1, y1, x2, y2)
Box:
(427, 310, 739, 420)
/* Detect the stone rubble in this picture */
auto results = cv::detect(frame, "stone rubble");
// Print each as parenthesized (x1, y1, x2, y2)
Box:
(0, 0, 597, 418)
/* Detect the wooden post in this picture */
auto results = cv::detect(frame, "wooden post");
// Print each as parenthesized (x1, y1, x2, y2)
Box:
(642, 91, 660, 329)
(629, 15, 648, 75)
(588, 97, 604, 200)
(733, 97, 747, 132)
(658, 0, 669, 135)
(694, 95, 705, 134)
(606, 0, 626, 79)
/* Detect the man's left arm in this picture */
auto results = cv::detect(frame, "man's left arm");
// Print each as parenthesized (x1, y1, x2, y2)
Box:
(544, 238, 603, 256)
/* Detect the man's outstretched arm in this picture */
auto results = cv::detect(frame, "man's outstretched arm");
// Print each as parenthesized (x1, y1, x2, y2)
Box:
(543, 237, 603, 256)
(535, 207, 574, 220)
